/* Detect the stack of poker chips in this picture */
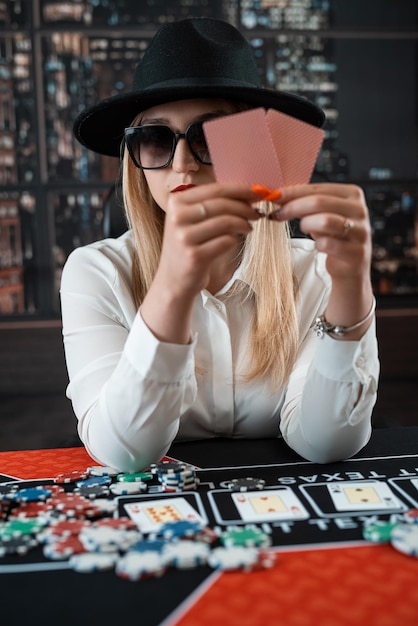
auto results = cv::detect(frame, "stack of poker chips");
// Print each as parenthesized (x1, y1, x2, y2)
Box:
(150, 461, 200, 492)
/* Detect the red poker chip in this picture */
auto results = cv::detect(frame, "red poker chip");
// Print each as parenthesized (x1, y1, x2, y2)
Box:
(50, 494, 92, 511)
(9, 501, 52, 519)
(54, 471, 89, 484)
(93, 518, 137, 531)
(43, 536, 86, 560)
(405, 509, 418, 523)
(41, 519, 91, 540)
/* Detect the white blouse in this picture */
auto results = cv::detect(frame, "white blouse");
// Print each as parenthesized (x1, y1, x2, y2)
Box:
(60, 230, 379, 472)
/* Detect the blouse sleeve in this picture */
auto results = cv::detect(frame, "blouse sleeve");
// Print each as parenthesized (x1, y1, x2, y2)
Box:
(60, 243, 197, 472)
(279, 319, 379, 463)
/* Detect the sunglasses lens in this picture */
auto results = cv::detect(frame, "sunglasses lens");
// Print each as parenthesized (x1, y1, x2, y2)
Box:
(187, 123, 211, 165)
(129, 126, 174, 169)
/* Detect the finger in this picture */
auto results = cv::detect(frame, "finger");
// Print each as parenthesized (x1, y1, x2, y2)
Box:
(279, 182, 365, 204)
(180, 214, 253, 245)
(168, 196, 262, 226)
(181, 181, 260, 204)
(299, 213, 362, 241)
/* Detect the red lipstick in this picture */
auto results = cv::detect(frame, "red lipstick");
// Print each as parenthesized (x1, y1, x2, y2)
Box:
(171, 184, 196, 193)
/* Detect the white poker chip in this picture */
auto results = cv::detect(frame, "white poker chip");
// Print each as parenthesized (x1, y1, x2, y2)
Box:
(116, 551, 167, 580)
(162, 540, 210, 569)
(208, 545, 260, 571)
(79, 526, 141, 553)
(89, 498, 118, 515)
(87, 465, 120, 477)
(390, 523, 418, 557)
(110, 481, 147, 496)
(69, 552, 118, 572)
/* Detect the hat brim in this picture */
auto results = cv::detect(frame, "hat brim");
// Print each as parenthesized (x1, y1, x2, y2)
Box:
(73, 85, 325, 158)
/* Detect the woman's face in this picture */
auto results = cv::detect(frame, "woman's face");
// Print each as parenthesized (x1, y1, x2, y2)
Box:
(137, 99, 237, 212)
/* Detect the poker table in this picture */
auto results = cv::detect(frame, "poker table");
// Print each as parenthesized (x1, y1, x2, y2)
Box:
(1, 427, 418, 626)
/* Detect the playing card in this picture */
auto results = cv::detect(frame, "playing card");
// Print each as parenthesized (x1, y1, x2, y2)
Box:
(231, 487, 309, 522)
(203, 107, 324, 188)
(327, 481, 403, 512)
(204, 108, 283, 188)
(266, 108, 325, 185)
(124, 497, 206, 533)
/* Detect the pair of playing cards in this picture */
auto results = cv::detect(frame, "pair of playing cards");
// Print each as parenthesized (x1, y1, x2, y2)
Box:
(203, 107, 325, 189)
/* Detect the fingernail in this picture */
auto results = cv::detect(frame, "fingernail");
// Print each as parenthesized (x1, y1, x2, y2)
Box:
(251, 183, 272, 197)
(264, 190, 282, 202)
(254, 209, 266, 217)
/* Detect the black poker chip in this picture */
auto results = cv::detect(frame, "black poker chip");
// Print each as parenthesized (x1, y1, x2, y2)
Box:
(228, 477, 266, 492)
(0, 535, 39, 556)
(73, 485, 110, 500)
(149, 461, 189, 475)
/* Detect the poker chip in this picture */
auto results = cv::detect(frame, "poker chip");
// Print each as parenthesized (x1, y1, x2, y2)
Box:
(79, 526, 141, 553)
(0, 535, 38, 556)
(220, 525, 271, 549)
(0, 483, 19, 499)
(404, 509, 418, 524)
(54, 471, 88, 484)
(156, 520, 204, 540)
(87, 465, 120, 477)
(362, 520, 398, 543)
(74, 485, 111, 500)
(49, 493, 100, 518)
(93, 517, 137, 531)
(91, 498, 118, 515)
(163, 540, 210, 569)
(390, 523, 418, 557)
(9, 486, 52, 503)
(8, 501, 52, 519)
(43, 536, 86, 560)
(228, 477, 266, 492)
(129, 538, 169, 554)
(117, 472, 153, 483)
(0, 518, 45, 540)
(69, 552, 118, 573)
(110, 481, 147, 496)
(39, 519, 91, 542)
(150, 461, 189, 475)
(208, 545, 261, 571)
(75, 475, 112, 488)
(116, 551, 167, 580)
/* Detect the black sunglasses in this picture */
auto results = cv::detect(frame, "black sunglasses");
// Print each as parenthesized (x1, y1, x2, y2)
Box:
(124, 122, 212, 170)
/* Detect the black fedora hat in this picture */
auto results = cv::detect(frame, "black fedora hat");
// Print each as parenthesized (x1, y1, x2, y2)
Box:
(73, 17, 325, 157)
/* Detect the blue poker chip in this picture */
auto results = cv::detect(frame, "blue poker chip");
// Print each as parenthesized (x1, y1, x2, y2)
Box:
(157, 520, 204, 540)
(8, 486, 52, 503)
(75, 475, 112, 488)
(129, 539, 169, 554)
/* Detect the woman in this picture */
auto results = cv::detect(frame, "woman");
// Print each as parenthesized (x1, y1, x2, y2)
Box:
(62, 17, 379, 472)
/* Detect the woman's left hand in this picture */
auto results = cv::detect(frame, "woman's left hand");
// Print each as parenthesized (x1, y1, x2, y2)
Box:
(270, 182, 375, 336)
(270, 182, 372, 281)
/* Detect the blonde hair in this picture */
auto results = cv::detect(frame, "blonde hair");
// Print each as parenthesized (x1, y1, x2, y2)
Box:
(121, 114, 299, 389)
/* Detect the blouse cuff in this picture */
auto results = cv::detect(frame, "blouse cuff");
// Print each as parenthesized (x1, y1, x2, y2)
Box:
(312, 318, 378, 384)
(124, 310, 197, 383)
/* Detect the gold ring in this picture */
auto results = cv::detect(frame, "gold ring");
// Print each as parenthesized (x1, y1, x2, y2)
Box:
(342, 219, 353, 238)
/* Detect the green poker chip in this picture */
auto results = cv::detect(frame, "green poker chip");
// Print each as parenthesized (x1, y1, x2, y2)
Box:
(0, 518, 45, 540)
(117, 472, 153, 483)
(362, 520, 398, 543)
(221, 525, 271, 549)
